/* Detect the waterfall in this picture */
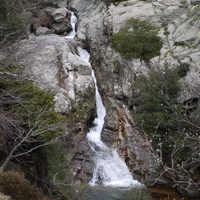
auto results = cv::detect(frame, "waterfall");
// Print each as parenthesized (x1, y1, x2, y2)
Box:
(65, 11, 143, 189)
(77, 48, 143, 188)
(64, 11, 77, 39)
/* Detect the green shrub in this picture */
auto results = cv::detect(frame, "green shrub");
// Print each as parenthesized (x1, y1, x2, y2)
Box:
(0, 171, 50, 200)
(131, 65, 199, 174)
(0, 70, 68, 172)
(131, 66, 186, 164)
(0, 0, 26, 46)
(177, 63, 190, 78)
(66, 87, 95, 132)
(0, 74, 67, 141)
(111, 18, 163, 60)
(47, 143, 71, 183)
(46, 143, 74, 199)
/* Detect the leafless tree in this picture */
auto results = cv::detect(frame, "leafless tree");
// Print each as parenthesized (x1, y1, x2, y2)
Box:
(0, 78, 66, 171)
(152, 96, 200, 191)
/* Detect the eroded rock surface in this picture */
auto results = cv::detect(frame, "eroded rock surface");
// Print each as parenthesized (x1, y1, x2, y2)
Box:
(10, 0, 200, 192)
(68, 0, 200, 186)
(14, 34, 93, 113)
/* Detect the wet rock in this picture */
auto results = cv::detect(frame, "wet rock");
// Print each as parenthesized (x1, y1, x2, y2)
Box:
(76, 140, 90, 154)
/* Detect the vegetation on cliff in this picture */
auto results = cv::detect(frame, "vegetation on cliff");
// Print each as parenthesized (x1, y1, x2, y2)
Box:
(111, 18, 163, 60)
(0, 64, 74, 198)
(46, 142, 74, 199)
(0, 69, 67, 170)
(131, 64, 200, 191)
(0, 0, 26, 46)
(0, 170, 51, 200)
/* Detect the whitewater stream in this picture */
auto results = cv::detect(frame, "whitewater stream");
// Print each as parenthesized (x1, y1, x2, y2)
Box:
(65, 11, 142, 189)
(61, 8, 200, 200)
(64, 11, 77, 39)
(77, 48, 142, 188)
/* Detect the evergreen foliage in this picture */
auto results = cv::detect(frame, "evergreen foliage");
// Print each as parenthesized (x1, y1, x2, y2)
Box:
(0, 68, 68, 172)
(0, 0, 26, 46)
(46, 142, 74, 199)
(66, 87, 95, 132)
(111, 18, 163, 60)
(47, 143, 70, 182)
(131, 64, 199, 180)
(0, 74, 66, 141)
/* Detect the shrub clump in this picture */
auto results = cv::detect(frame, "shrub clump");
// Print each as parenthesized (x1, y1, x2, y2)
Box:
(0, 73, 67, 141)
(0, 171, 50, 200)
(111, 18, 163, 60)
(0, 71, 67, 171)
(0, 0, 26, 46)
(130, 65, 200, 189)
(46, 142, 74, 199)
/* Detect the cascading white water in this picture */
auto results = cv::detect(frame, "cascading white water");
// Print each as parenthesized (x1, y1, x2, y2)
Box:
(65, 10, 143, 189)
(77, 47, 143, 188)
(64, 11, 77, 39)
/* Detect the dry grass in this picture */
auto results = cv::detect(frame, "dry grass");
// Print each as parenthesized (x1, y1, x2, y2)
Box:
(0, 170, 51, 200)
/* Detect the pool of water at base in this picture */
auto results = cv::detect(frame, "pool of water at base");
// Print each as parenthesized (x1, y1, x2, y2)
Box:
(75, 185, 200, 200)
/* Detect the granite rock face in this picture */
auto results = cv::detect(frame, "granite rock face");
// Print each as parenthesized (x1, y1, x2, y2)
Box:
(14, 34, 93, 113)
(67, 0, 200, 185)
(12, 0, 200, 190)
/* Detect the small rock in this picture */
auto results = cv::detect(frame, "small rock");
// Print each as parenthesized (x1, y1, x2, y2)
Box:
(43, 7, 55, 16)
(52, 8, 68, 22)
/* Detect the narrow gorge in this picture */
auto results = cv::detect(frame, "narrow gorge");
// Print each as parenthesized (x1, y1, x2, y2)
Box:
(0, 0, 200, 199)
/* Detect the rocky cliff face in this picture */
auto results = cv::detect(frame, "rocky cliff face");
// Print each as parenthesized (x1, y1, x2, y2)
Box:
(8, 0, 200, 188)
(68, 0, 200, 185)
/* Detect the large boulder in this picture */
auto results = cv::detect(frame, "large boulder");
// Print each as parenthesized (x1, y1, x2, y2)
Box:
(52, 18, 72, 34)
(23, 2, 72, 36)
(14, 34, 94, 113)
(52, 8, 68, 22)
